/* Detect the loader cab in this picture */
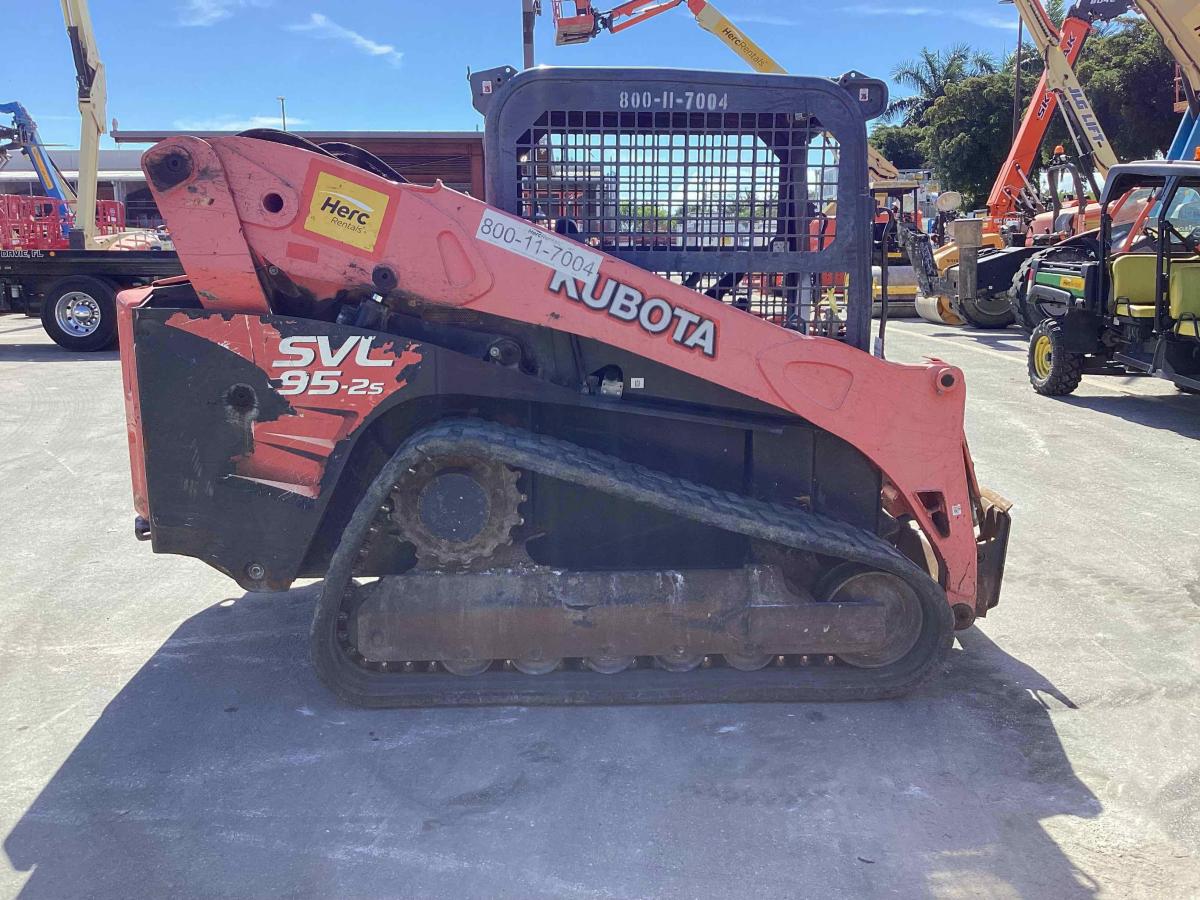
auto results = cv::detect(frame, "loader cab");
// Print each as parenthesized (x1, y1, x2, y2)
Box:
(872, 181, 923, 238)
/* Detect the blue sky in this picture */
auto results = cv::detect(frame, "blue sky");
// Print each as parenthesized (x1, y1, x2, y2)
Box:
(6, 0, 1023, 150)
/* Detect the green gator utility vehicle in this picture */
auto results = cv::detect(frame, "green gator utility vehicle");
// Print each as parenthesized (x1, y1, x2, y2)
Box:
(1023, 162, 1200, 395)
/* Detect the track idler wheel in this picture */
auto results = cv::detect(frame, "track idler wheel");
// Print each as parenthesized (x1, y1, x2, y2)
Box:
(654, 649, 705, 672)
(816, 564, 923, 668)
(441, 658, 492, 676)
(722, 652, 773, 672)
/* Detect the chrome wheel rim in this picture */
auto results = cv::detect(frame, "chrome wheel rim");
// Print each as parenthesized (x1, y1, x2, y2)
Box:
(55, 291, 102, 338)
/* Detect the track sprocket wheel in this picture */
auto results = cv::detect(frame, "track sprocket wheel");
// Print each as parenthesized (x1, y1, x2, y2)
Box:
(390, 455, 522, 568)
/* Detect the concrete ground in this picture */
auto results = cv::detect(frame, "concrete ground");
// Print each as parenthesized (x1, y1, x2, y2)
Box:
(1, 313, 1198, 899)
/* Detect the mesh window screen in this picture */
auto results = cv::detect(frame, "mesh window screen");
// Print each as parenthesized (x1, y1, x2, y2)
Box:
(483, 69, 878, 347)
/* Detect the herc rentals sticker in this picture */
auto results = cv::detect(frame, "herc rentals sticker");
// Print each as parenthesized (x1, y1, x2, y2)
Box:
(304, 171, 389, 252)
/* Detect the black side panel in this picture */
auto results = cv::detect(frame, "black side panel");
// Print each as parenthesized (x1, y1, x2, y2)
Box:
(813, 431, 881, 531)
(524, 405, 751, 570)
(135, 308, 882, 589)
(135, 317, 319, 586)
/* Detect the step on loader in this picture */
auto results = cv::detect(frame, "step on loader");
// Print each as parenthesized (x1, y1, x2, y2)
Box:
(119, 67, 1011, 706)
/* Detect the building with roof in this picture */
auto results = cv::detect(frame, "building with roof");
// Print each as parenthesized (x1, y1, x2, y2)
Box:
(0, 131, 486, 229)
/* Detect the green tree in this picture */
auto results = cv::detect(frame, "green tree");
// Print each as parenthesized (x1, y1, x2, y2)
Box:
(910, 15, 1176, 207)
(886, 44, 998, 126)
(921, 72, 1015, 207)
(617, 201, 669, 232)
(869, 124, 928, 170)
(1075, 19, 1177, 162)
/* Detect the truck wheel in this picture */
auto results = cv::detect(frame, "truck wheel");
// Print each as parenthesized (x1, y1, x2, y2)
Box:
(40, 277, 117, 352)
(959, 291, 1016, 329)
(1028, 318, 1082, 396)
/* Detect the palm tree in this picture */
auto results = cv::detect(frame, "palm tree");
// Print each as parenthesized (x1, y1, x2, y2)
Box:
(885, 44, 998, 125)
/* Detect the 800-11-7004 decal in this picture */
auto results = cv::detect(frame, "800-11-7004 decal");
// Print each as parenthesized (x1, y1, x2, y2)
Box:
(272, 335, 393, 396)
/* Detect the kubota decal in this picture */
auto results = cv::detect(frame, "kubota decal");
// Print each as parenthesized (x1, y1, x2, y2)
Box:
(304, 171, 390, 252)
(548, 270, 717, 358)
(474, 208, 715, 356)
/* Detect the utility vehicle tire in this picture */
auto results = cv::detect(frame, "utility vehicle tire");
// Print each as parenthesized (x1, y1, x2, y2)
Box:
(1010, 241, 1098, 334)
(1010, 255, 1044, 334)
(40, 276, 117, 352)
(958, 291, 1016, 329)
(1028, 318, 1083, 396)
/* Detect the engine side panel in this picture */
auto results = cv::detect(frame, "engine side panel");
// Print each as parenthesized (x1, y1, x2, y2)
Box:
(133, 305, 881, 590)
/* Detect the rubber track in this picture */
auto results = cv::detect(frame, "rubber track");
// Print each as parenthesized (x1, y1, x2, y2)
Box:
(311, 419, 955, 707)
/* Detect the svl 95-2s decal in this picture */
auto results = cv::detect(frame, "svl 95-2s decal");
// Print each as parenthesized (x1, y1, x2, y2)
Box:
(272, 335, 392, 396)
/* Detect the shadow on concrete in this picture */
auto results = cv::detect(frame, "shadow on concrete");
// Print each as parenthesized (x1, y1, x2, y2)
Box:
(4, 590, 1101, 899)
(1061, 392, 1200, 439)
(0, 322, 46, 336)
(0, 344, 118, 363)
(930, 328, 1028, 353)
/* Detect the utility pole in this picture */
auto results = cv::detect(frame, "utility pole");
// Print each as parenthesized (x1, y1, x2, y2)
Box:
(1012, 15, 1023, 143)
(277, 96, 288, 131)
(522, 0, 541, 69)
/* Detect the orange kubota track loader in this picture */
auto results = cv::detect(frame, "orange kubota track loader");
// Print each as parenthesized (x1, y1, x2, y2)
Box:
(120, 67, 1011, 707)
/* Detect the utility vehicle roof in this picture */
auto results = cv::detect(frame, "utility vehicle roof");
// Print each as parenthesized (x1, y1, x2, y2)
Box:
(1102, 160, 1200, 202)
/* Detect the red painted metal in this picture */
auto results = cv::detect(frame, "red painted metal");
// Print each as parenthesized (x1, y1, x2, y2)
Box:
(117, 283, 159, 519)
(986, 14, 1094, 228)
(167, 314, 422, 497)
(139, 135, 983, 607)
(0, 194, 126, 250)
